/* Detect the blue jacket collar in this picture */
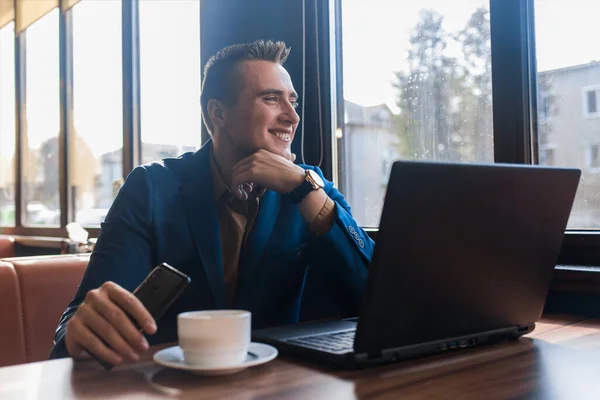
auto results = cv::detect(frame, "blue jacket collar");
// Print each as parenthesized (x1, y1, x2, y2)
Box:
(180, 140, 281, 307)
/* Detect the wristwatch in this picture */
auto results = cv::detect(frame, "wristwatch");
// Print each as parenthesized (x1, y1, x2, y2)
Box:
(290, 169, 325, 204)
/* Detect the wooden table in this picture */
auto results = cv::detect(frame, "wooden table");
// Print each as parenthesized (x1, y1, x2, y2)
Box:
(2, 314, 600, 399)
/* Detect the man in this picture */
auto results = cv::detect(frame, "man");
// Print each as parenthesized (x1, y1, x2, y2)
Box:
(50, 40, 374, 366)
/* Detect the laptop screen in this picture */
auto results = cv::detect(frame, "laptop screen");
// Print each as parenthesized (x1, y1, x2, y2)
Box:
(354, 161, 580, 354)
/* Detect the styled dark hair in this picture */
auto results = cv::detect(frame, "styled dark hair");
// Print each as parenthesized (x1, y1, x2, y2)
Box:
(200, 39, 291, 133)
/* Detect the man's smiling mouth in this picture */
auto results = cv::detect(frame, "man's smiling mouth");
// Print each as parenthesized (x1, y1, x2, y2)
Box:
(269, 130, 292, 142)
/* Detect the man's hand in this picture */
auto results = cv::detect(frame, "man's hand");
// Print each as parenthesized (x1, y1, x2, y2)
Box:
(65, 281, 157, 366)
(230, 149, 305, 199)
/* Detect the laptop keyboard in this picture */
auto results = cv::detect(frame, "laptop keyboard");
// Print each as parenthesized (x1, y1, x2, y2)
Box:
(287, 330, 356, 354)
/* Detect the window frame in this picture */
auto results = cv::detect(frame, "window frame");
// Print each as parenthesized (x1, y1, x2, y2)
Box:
(582, 85, 600, 119)
(1, 0, 142, 238)
(539, 143, 556, 166)
(586, 143, 600, 172)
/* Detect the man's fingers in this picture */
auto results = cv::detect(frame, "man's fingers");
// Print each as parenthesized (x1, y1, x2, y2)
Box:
(90, 298, 149, 354)
(243, 182, 254, 193)
(231, 171, 255, 199)
(69, 318, 123, 366)
(80, 304, 141, 362)
(65, 320, 88, 359)
(104, 283, 156, 335)
(291, 153, 297, 163)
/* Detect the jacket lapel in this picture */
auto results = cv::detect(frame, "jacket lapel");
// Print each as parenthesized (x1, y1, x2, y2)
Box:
(180, 143, 228, 308)
(237, 189, 281, 290)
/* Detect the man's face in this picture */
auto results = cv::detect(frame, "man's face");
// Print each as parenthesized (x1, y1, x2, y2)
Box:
(221, 60, 300, 161)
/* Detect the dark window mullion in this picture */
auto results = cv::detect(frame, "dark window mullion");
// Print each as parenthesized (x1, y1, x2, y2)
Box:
(58, 3, 74, 226)
(310, 0, 334, 181)
(489, 0, 536, 164)
(122, 0, 141, 177)
(332, 0, 345, 194)
(14, 13, 26, 229)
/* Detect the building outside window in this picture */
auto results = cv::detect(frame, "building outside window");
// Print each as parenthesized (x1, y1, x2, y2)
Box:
(583, 85, 599, 118)
(535, 0, 600, 228)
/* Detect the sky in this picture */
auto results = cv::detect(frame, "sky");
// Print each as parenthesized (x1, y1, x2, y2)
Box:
(1, 0, 599, 158)
(342, 0, 600, 112)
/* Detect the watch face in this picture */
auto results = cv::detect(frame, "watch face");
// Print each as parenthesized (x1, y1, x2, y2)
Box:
(307, 169, 325, 189)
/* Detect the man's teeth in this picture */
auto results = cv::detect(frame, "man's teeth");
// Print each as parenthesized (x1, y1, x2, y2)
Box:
(273, 132, 291, 141)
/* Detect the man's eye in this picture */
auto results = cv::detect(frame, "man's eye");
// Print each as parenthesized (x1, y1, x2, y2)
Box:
(291, 101, 299, 109)
(265, 96, 278, 102)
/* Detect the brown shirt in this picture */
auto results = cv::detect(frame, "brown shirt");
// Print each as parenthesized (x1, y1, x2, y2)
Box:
(209, 150, 335, 305)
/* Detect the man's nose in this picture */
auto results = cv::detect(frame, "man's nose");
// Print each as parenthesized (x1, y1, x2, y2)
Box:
(280, 102, 300, 126)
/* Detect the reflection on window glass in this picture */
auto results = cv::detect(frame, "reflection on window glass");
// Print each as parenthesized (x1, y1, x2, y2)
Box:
(139, 0, 201, 163)
(72, 0, 123, 227)
(340, 1, 493, 227)
(535, 0, 600, 228)
(24, 9, 60, 226)
(0, 23, 16, 226)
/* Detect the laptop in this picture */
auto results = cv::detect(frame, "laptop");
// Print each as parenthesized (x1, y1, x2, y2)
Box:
(253, 160, 581, 368)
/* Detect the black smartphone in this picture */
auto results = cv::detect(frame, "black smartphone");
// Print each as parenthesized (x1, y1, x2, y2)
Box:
(132, 262, 191, 322)
(93, 262, 191, 370)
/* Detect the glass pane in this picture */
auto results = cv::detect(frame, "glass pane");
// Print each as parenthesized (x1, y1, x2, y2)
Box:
(340, 1, 493, 227)
(0, 22, 16, 227)
(587, 90, 597, 114)
(23, 9, 60, 226)
(534, 0, 600, 229)
(139, 0, 201, 164)
(72, 0, 123, 227)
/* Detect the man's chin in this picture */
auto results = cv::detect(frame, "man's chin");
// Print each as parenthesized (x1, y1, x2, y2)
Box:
(264, 144, 293, 161)
(277, 148, 293, 162)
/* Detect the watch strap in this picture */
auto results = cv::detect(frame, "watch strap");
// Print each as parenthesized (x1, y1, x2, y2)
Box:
(290, 179, 314, 205)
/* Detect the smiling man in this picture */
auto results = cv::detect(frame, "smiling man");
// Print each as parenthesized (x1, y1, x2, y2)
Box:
(50, 40, 374, 367)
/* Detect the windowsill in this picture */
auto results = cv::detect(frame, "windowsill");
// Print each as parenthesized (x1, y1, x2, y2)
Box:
(552, 265, 600, 293)
(12, 235, 97, 249)
(13, 236, 65, 249)
(6, 233, 600, 293)
(583, 114, 600, 119)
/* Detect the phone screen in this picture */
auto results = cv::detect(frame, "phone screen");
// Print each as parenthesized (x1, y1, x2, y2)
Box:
(133, 263, 191, 321)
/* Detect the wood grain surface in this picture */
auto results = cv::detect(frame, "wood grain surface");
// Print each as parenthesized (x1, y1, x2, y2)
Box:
(2, 314, 600, 399)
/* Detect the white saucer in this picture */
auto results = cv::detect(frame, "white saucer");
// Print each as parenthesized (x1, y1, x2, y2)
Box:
(152, 342, 278, 376)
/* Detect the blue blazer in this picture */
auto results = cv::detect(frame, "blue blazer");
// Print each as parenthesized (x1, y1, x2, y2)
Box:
(50, 141, 374, 358)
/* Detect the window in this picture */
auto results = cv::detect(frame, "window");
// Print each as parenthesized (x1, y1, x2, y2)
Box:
(583, 86, 599, 118)
(71, 0, 123, 227)
(539, 146, 556, 166)
(535, 0, 600, 228)
(339, 1, 493, 227)
(23, 9, 60, 226)
(538, 87, 554, 123)
(139, 0, 201, 164)
(0, 22, 16, 226)
(380, 148, 395, 185)
(588, 144, 600, 170)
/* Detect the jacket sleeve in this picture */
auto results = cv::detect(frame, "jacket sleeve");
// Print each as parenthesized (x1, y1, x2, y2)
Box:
(303, 166, 374, 316)
(49, 166, 155, 359)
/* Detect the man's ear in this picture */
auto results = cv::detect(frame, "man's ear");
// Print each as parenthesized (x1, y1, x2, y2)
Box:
(207, 99, 227, 129)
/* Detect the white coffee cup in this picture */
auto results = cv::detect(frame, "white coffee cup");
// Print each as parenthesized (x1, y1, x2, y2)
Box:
(177, 310, 251, 368)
